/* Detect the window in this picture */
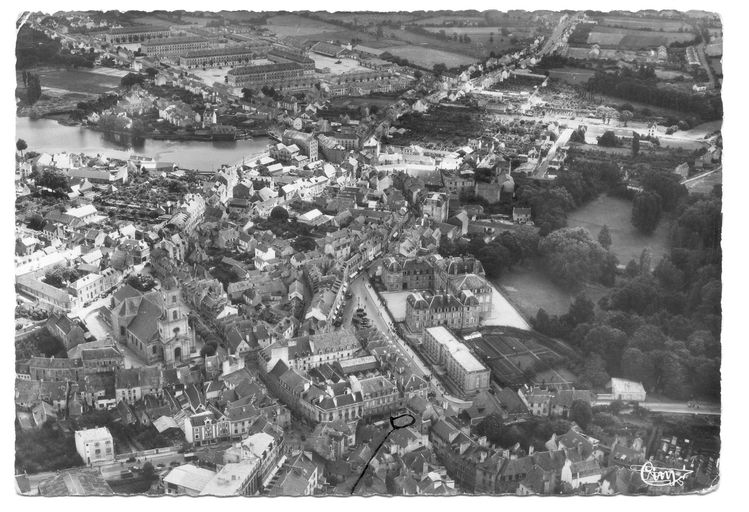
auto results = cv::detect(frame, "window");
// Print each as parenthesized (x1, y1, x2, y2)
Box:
(173, 310, 178, 321)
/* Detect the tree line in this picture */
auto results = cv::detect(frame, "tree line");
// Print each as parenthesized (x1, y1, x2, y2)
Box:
(585, 68, 722, 122)
(532, 188, 721, 401)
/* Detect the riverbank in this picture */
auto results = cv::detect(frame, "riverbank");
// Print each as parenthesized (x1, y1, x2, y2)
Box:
(17, 116, 271, 172)
(19, 112, 256, 143)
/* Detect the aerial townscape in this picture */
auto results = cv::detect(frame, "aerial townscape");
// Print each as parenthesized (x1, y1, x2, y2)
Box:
(14, 8, 721, 497)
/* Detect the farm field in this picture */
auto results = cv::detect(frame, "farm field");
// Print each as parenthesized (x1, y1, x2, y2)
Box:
(262, 14, 343, 37)
(466, 326, 575, 387)
(587, 28, 695, 48)
(423, 26, 538, 37)
(381, 44, 477, 68)
(567, 195, 671, 265)
(414, 15, 486, 26)
(322, 12, 422, 25)
(22, 68, 122, 95)
(599, 16, 693, 31)
(547, 67, 595, 86)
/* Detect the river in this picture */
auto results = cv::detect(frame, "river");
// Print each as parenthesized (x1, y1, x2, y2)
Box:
(16, 117, 270, 172)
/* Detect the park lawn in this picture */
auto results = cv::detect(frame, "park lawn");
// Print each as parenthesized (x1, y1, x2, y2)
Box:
(24, 68, 122, 95)
(567, 195, 671, 265)
(495, 264, 574, 318)
(482, 283, 531, 330)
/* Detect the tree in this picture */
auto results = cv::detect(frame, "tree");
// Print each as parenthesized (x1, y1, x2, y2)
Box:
(142, 461, 156, 481)
(144, 67, 159, 78)
(475, 413, 504, 445)
(581, 325, 628, 373)
(569, 400, 593, 429)
(569, 127, 586, 143)
(538, 227, 609, 289)
(597, 225, 612, 249)
(269, 206, 289, 222)
(631, 191, 661, 234)
(597, 130, 619, 147)
(432, 63, 448, 77)
(620, 110, 633, 127)
(577, 353, 610, 389)
(478, 242, 510, 278)
(608, 400, 624, 415)
(660, 353, 689, 399)
(632, 132, 640, 156)
(16, 138, 28, 155)
(654, 257, 685, 291)
(120, 73, 145, 88)
(26, 73, 42, 105)
(241, 88, 256, 103)
(628, 324, 666, 351)
(640, 171, 687, 212)
(569, 294, 595, 325)
(200, 343, 217, 357)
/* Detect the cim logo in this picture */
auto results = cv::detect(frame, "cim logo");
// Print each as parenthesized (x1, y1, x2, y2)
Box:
(632, 461, 694, 487)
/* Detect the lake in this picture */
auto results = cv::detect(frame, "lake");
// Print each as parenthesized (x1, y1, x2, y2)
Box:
(16, 117, 270, 172)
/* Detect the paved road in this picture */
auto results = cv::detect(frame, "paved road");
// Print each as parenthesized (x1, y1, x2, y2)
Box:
(695, 42, 717, 89)
(640, 401, 720, 416)
(533, 127, 573, 178)
(346, 274, 434, 380)
(595, 397, 720, 416)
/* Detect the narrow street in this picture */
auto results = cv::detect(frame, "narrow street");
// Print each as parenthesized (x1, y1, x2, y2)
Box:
(345, 274, 433, 380)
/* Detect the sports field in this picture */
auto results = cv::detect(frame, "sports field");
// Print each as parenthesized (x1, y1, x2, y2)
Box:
(465, 326, 575, 387)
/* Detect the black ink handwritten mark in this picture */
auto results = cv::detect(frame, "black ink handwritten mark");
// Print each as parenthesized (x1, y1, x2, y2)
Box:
(350, 413, 416, 495)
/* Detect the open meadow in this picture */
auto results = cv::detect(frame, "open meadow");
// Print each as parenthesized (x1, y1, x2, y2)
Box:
(23, 68, 122, 95)
(567, 195, 670, 265)
(381, 44, 477, 68)
(262, 14, 343, 37)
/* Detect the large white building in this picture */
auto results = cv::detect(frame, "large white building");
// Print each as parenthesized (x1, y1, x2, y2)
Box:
(423, 326, 490, 396)
(75, 427, 115, 466)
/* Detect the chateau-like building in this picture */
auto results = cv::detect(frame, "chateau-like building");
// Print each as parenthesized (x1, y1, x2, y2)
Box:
(382, 256, 493, 318)
(405, 289, 481, 333)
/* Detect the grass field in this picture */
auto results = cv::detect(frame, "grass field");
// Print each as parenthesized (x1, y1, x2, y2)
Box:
(587, 26, 695, 49)
(423, 26, 538, 39)
(547, 67, 595, 86)
(496, 265, 573, 318)
(23, 68, 122, 95)
(322, 12, 422, 25)
(567, 195, 670, 265)
(414, 15, 486, 26)
(599, 16, 693, 32)
(262, 14, 343, 37)
(382, 44, 477, 68)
